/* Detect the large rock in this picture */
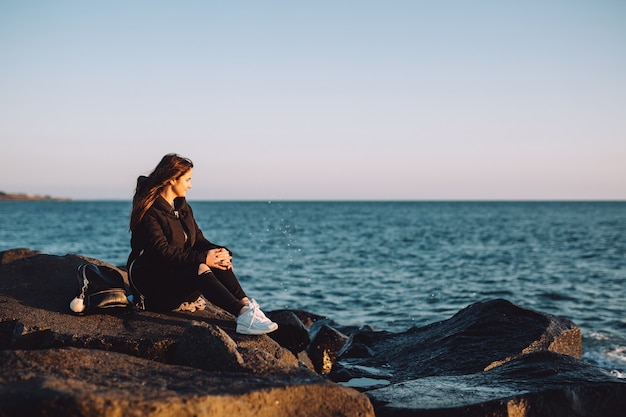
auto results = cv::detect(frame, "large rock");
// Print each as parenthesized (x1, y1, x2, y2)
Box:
(330, 299, 626, 416)
(367, 350, 626, 417)
(0, 348, 372, 417)
(0, 250, 374, 417)
(308, 324, 350, 374)
(332, 299, 582, 383)
(266, 309, 311, 355)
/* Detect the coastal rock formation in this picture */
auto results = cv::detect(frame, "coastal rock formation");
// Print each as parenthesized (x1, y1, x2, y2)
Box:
(0, 191, 70, 201)
(331, 298, 582, 383)
(1, 347, 371, 417)
(0, 250, 374, 417)
(1, 248, 625, 416)
(367, 351, 626, 417)
(329, 299, 626, 416)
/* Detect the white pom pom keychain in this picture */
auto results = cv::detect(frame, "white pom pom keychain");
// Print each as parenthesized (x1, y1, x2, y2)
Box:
(69, 273, 89, 314)
(69, 296, 85, 313)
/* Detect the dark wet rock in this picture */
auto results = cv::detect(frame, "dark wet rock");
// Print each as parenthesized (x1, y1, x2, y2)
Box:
(308, 324, 350, 374)
(331, 299, 582, 384)
(0, 249, 374, 417)
(266, 309, 311, 355)
(368, 351, 626, 417)
(329, 299, 625, 416)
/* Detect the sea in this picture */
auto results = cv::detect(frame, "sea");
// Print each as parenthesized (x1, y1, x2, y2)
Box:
(1, 200, 624, 378)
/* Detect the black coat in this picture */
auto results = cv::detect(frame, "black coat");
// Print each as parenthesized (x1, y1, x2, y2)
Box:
(127, 196, 222, 277)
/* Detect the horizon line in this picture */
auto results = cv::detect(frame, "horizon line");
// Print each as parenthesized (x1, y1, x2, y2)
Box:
(3, 198, 625, 203)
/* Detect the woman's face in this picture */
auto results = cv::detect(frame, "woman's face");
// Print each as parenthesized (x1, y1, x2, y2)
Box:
(172, 168, 193, 198)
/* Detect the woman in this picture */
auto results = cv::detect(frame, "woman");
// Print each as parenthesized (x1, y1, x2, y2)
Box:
(127, 153, 278, 335)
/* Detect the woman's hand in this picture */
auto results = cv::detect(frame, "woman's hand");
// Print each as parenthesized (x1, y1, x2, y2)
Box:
(206, 248, 233, 270)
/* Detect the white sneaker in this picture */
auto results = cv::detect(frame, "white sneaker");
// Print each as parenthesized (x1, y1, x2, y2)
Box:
(236, 305, 278, 335)
(247, 299, 270, 321)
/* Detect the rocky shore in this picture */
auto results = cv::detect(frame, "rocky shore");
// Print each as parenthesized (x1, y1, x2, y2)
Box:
(1, 248, 625, 416)
(0, 192, 70, 201)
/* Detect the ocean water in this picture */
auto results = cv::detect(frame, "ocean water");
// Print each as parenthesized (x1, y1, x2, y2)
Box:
(1, 200, 625, 377)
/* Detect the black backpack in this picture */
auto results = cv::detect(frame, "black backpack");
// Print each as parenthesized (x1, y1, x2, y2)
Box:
(69, 263, 133, 315)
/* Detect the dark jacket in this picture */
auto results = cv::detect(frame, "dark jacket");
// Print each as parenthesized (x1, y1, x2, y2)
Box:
(127, 196, 222, 275)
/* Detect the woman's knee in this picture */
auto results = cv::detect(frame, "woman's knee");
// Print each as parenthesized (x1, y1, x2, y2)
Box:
(197, 263, 210, 275)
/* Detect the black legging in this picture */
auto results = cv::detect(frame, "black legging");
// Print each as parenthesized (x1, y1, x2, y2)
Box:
(196, 268, 247, 316)
(133, 264, 247, 316)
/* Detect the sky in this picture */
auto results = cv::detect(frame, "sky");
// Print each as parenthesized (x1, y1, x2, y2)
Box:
(1, 1, 625, 201)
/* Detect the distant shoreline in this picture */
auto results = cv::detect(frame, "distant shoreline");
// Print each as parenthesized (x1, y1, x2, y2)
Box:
(0, 192, 71, 201)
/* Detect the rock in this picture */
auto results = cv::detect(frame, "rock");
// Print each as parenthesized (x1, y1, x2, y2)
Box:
(308, 324, 349, 374)
(0, 348, 374, 417)
(0, 248, 41, 265)
(0, 320, 22, 349)
(368, 351, 626, 417)
(0, 249, 375, 417)
(329, 299, 626, 416)
(266, 310, 311, 355)
(172, 320, 245, 372)
(331, 299, 582, 383)
(287, 309, 328, 328)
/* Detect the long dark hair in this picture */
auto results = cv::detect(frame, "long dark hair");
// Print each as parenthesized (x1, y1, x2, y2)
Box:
(129, 153, 193, 231)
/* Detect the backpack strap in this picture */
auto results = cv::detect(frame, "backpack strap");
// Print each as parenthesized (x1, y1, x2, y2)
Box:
(127, 258, 146, 310)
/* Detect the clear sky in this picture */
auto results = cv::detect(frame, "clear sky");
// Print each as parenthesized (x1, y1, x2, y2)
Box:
(1, 1, 625, 200)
